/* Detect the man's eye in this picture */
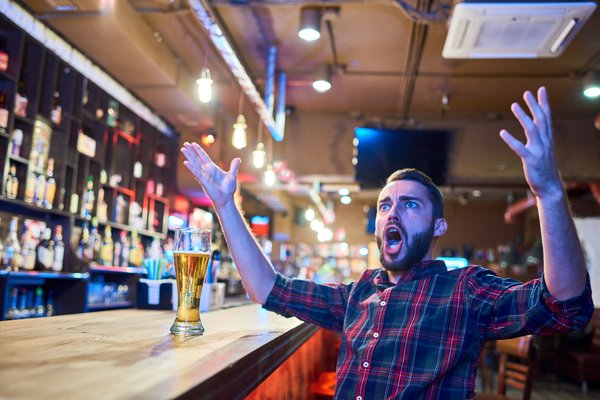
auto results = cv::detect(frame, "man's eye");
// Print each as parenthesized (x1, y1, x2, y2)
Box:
(406, 201, 418, 208)
(379, 203, 390, 211)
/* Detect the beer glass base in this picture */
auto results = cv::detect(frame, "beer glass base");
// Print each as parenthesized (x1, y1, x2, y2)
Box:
(170, 320, 204, 336)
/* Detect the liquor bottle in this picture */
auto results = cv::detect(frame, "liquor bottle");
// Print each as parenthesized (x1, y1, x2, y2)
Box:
(35, 227, 54, 271)
(0, 90, 9, 129)
(34, 171, 47, 207)
(5, 164, 18, 199)
(6, 288, 18, 320)
(81, 176, 95, 220)
(18, 288, 30, 319)
(46, 290, 55, 317)
(100, 226, 114, 266)
(10, 128, 23, 157)
(129, 231, 144, 268)
(15, 78, 28, 118)
(0, 35, 8, 72)
(27, 288, 35, 318)
(43, 158, 56, 209)
(24, 170, 36, 203)
(50, 90, 62, 125)
(34, 287, 46, 317)
(96, 188, 108, 223)
(2, 216, 23, 270)
(118, 230, 130, 267)
(52, 225, 64, 272)
(90, 219, 102, 263)
(21, 225, 37, 270)
(77, 222, 92, 265)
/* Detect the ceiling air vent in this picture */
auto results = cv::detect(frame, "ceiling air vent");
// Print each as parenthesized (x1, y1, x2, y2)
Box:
(442, 2, 597, 58)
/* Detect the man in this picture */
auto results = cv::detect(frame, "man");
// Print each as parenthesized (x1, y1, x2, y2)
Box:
(181, 87, 593, 399)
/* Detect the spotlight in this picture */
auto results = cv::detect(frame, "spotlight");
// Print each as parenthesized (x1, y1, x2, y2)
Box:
(583, 70, 600, 98)
(312, 64, 332, 93)
(298, 7, 321, 41)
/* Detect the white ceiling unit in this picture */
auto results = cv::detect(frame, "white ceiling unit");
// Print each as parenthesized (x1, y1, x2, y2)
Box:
(442, 2, 597, 59)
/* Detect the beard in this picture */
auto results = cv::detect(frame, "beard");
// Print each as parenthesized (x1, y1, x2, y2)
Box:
(377, 221, 436, 272)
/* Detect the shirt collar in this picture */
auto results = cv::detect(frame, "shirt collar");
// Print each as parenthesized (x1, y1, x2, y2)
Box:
(373, 260, 447, 286)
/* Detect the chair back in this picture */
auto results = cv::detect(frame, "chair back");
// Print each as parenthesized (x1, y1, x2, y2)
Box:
(591, 309, 600, 353)
(495, 335, 535, 400)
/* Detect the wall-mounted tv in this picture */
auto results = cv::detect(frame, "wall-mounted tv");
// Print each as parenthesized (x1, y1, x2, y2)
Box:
(354, 127, 452, 189)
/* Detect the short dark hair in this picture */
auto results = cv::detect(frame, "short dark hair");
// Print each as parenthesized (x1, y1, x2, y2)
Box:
(385, 168, 444, 218)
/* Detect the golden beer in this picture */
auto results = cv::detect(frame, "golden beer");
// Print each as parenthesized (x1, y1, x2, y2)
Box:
(170, 251, 210, 335)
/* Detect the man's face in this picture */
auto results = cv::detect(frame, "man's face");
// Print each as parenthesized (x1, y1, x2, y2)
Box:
(375, 180, 440, 272)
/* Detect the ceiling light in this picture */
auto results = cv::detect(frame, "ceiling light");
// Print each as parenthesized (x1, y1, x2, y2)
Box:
(252, 142, 266, 169)
(312, 64, 332, 93)
(340, 195, 352, 205)
(264, 164, 276, 187)
(298, 7, 321, 41)
(197, 68, 213, 103)
(338, 188, 350, 196)
(232, 114, 247, 149)
(305, 208, 315, 221)
(583, 71, 600, 98)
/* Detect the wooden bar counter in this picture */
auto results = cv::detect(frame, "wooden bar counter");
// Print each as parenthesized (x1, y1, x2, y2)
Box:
(0, 305, 318, 400)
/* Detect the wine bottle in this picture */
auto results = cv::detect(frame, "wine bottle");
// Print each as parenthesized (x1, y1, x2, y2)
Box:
(52, 225, 64, 272)
(43, 158, 56, 209)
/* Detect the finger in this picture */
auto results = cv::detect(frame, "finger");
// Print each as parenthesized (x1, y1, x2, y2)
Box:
(182, 142, 201, 165)
(229, 158, 241, 177)
(190, 142, 214, 165)
(511, 102, 541, 147)
(537, 86, 553, 140)
(523, 90, 548, 143)
(500, 129, 528, 159)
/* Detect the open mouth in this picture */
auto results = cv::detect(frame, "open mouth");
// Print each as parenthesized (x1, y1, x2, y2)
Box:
(385, 226, 403, 255)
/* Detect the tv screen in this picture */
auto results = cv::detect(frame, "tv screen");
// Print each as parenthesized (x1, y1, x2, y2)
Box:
(354, 127, 452, 188)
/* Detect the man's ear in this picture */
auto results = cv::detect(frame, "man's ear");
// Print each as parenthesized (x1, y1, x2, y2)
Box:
(434, 218, 447, 237)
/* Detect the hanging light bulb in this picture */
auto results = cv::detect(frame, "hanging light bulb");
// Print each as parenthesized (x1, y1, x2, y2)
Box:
(264, 164, 276, 187)
(232, 114, 247, 149)
(252, 142, 266, 169)
(197, 68, 213, 103)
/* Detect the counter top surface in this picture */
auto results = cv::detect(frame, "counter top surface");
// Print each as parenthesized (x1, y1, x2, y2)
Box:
(0, 305, 314, 400)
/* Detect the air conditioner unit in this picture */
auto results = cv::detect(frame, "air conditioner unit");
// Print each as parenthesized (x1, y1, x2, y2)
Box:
(442, 2, 597, 58)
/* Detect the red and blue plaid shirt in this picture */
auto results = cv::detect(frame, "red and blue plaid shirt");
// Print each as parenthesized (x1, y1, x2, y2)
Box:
(264, 260, 593, 399)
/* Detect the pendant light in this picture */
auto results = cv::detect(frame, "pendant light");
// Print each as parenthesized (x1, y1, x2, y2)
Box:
(197, 67, 213, 103)
(232, 91, 247, 149)
(252, 122, 266, 169)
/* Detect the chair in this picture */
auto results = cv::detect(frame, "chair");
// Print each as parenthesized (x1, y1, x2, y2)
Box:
(559, 308, 600, 393)
(477, 335, 536, 400)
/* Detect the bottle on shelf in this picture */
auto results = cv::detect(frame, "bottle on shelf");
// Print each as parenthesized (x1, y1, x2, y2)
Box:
(118, 230, 130, 268)
(96, 188, 108, 223)
(34, 170, 47, 207)
(34, 287, 46, 318)
(81, 176, 95, 220)
(27, 288, 35, 317)
(6, 288, 18, 320)
(0, 34, 8, 72)
(90, 219, 102, 263)
(50, 90, 62, 125)
(43, 158, 56, 209)
(76, 222, 92, 265)
(0, 90, 9, 129)
(10, 128, 23, 157)
(15, 77, 28, 118)
(129, 231, 144, 268)
(35, 227, 54, 271)
(2, 216, 23, 271)
(100, 225, 114, 266)
(4, 164, 18, 199)
(18, 288, 29, 319)
(21, 224, 37, 270)
(155, 145, 166, 168)
(24, 170, 36, 204)
(52, 225, 64, 272)
(46, 290, 55, 317)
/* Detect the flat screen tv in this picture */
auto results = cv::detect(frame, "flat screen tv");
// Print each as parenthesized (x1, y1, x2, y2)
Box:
(354, 127, 452, 188)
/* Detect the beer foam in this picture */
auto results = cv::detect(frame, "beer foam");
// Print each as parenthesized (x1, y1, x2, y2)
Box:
(173, 250, 210, 255)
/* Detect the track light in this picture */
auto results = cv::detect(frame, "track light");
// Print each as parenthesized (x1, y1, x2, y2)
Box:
(312, 64, 332, 93)
(298, 7, 322, 41)
(583, 70, 600, 98)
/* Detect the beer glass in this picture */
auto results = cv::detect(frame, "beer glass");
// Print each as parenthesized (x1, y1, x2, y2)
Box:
(170, 228, 211, 335)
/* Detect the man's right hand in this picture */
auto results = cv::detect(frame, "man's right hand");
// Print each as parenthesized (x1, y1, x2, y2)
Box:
(181, 142, 241, 208)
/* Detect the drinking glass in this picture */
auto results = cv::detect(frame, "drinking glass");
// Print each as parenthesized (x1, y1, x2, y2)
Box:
(170, 228, 211, 335)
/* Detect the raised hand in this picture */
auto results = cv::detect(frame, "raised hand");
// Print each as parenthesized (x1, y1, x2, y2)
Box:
(499, 87, 563, 200)
(181, 142, 241, 208)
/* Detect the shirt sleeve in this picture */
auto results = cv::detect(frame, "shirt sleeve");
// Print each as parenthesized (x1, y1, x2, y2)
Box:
(466, 266, 594, 341)
(262, 273, 352, 333)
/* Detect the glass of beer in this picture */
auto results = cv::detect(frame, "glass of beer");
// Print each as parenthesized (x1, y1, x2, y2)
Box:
(170, 227, 211, 336)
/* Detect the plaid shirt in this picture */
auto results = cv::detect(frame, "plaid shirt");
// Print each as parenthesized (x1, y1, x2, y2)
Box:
(263, 260, 593, 400)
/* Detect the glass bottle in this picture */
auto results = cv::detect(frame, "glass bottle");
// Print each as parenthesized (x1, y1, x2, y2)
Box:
(50, 90, 62, 125)
(24, 170, 36, 204)
(90, 219, 102, 263)
(52, 225, 64, 272)
(18, 288, 30, 319)
(35, 227, 54, 271)
(100, 225, 114, 266)
(43, 158, 56, 209)
(77, 222, 91, 265)
(81, 176, 95, 220)
(15, 77, 28, 118)
(0, 90, 9, 129)
(10, 128, 23, 157)
(2, 216, 22, 270)
(6, 288, 18, 320)
(21, 224, 37, 270)
(34, 170, 46, 207)
(118, 230, 130, 267)
(129, 231, 144, 268)
(34, 287, 46, 317)
(46, 290, 55, 317)
(5, 164, 18, 199)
